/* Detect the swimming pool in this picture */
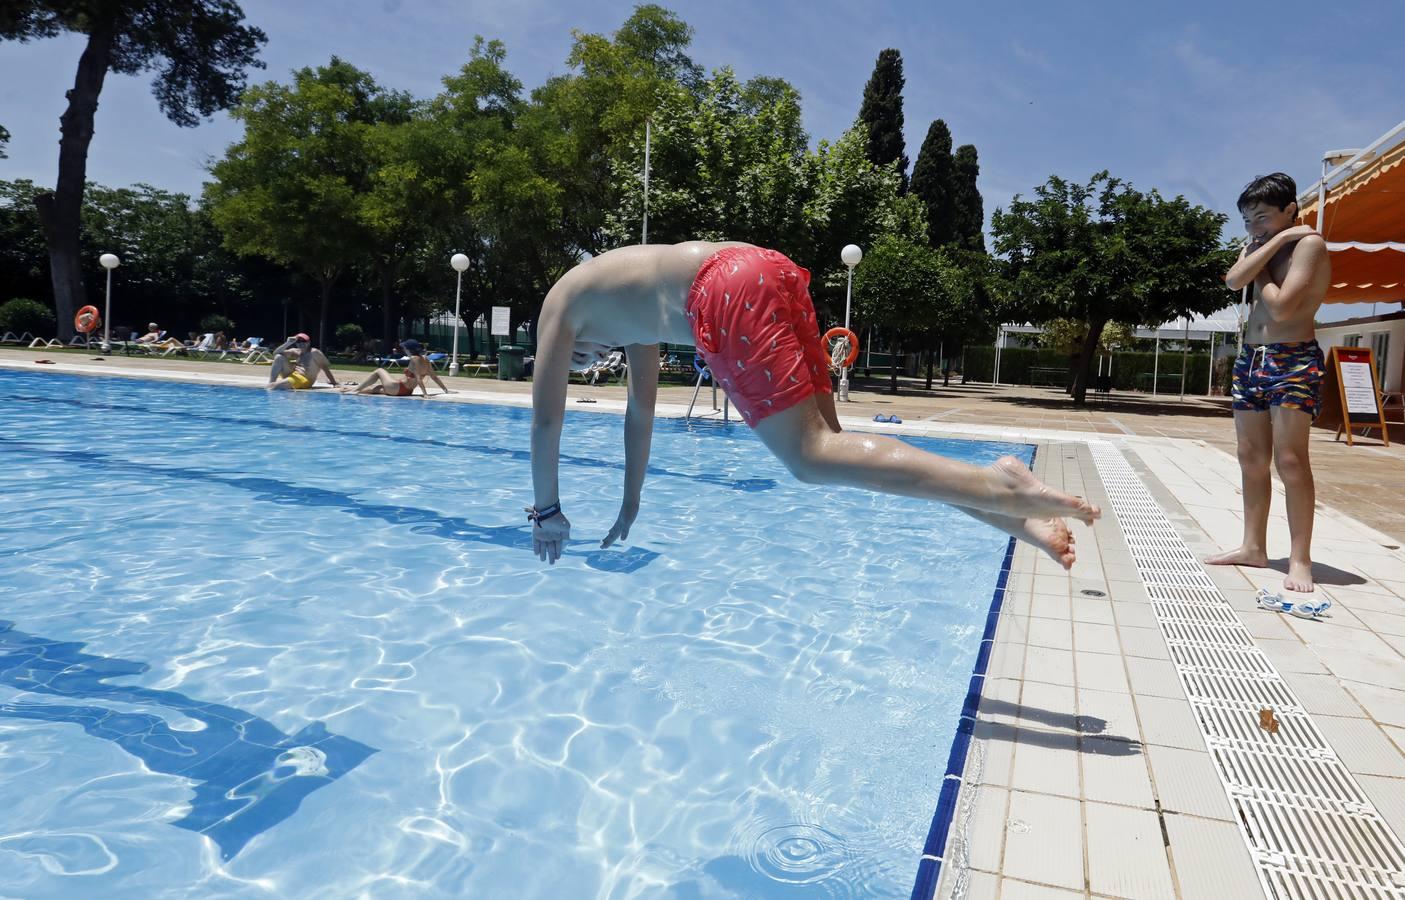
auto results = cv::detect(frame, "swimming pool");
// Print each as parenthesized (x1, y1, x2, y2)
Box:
(0, 369, 1031, 899)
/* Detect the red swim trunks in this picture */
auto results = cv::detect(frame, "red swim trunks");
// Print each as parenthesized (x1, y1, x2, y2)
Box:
(686, 246, 831, 427)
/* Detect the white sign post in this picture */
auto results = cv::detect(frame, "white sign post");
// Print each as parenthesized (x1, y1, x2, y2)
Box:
(1340, 361, 1379, 415)
(490, 306, 511, 338)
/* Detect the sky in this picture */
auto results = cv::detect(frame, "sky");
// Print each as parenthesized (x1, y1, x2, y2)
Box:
(3, 0, 1402, 322)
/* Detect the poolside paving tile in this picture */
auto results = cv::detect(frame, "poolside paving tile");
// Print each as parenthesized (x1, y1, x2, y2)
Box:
(1131, 695, 1206, 752)
(1071, 622, 1121, 655)
(1313, 715, 1405, 777)
(1072, 649, 1128, 694)
(1123, 658, 1183, 700)
(1144, 745, 1234, 821)
(1161, 815, 1264, 900)
(1112, 625, 1170, 661)
(1069, 596, 1116, 625)
(1002, 791, 1084, 892)
(1340, 680, 1405, 727)
(1079, 735, 1153, 808)
(1074, 687, 1140, 744)
(1084, 802, 1176, 900)
(1026, 617, 1074, 651)
(1108, 601, 1156, 630)
(996, 877, 1084, 898)
(1011, 735, 1080, 799)
(1279, 670, 1368, 717)
(1022, 646, 1076, 688)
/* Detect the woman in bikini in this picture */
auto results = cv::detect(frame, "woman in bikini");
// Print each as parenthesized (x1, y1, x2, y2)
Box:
(343, 339, 451, 398)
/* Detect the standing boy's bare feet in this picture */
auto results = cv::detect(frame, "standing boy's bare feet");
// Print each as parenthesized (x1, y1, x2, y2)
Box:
(1204, 546, 1269, 567)
(1284, 558, 1315, 593)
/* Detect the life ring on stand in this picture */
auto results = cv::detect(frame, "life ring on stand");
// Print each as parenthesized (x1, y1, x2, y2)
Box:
(823, 327, 859, 368)
(693, 355, 711, 380)
(74, 305, 101, 334)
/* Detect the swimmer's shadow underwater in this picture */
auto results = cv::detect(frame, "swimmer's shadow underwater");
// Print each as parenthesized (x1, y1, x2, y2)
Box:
(0, 620, 376, 861)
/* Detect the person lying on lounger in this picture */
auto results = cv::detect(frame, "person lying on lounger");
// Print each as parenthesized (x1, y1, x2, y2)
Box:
(268, 333, 339, 390)
(526, 241, 1101, 568)
(135, 322, 185, 352)
(342, 339, 449, 397)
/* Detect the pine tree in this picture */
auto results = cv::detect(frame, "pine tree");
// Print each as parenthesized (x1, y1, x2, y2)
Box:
(857, 49, 908, 189)
(952, 144, 986, 252)
(910, 119, 956, 247)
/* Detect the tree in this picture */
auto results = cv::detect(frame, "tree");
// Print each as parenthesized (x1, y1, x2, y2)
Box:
(206, 57, 391, 346)
(604, 68, 809, 251)
(951, 144, 985, 252)
(0, 124, 9, 158)
(1, 2, 265, 338)
(857, 49, 908, 189)
(852, 234, 966, 394)
(524, 4, 700, 256)
(1037, 319, 1135, 356)
(991, 172, 1232, 405)
(910, 119, 956, 247)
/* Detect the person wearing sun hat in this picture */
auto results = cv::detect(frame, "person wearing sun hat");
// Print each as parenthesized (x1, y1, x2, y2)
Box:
(268, 332, 340, 390)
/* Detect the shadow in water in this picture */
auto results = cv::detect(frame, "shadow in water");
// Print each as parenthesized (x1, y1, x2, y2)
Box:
(0, 620, 376, 860)
(0, 436, 657, 573)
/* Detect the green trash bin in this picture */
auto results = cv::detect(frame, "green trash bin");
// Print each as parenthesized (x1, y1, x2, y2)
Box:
(497, 345, 525, 380)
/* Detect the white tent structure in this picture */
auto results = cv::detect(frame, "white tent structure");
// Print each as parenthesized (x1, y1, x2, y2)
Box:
(992, 304, 1244, 398)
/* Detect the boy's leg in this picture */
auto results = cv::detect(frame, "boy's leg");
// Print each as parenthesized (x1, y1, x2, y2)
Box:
(1271, 405, 1315, 592)
(1206, 410, 1273, 567)
(810, 387, 1075, 566)
(752, 396, 1099, 524)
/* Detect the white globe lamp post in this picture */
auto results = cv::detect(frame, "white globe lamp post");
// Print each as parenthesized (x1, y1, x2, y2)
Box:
(449, 253, 470, 375)
(838, 243, 862, 402)
(98, 253, 120, 351)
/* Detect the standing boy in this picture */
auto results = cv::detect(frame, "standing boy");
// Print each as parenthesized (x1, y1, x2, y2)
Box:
(1207, 173, 1331, 592)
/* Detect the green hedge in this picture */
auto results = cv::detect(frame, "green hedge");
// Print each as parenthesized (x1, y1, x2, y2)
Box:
(963, 346, 1217, 394)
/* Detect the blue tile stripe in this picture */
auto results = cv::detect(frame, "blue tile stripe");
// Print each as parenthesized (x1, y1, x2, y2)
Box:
(909, 446, 1032, 900)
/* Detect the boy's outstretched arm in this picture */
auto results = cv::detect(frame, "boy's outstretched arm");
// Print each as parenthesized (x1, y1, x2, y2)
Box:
(602, 343, 659, 548)
(530, 302, 577, 563)
(1256, 233, 1329, 321)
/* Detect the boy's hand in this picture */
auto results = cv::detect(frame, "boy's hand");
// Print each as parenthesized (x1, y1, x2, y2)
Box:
(601, 501, 639, 548)
(1276, 224, 1317, 243)
(533, 513, 571, 564)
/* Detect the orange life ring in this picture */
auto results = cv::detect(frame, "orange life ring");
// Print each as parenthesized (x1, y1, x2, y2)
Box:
(74, 305, 101, 334)
(823, 327, 859, 368)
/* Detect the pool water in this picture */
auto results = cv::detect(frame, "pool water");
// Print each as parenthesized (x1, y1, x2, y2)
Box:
(0, 370, 1030, 899)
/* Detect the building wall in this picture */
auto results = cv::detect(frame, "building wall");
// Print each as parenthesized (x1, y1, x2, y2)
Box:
(1315, 319, 1405, 392)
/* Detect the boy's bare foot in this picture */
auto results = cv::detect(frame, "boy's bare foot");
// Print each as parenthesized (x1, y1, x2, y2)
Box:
(1019, 517, 1077, 570)
(1204, 546, 1268, 567)
(1284, 559, 1315, 593)
(990, 456, 1101, 525)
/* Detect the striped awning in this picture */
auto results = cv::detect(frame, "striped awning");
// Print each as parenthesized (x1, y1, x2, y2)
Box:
(1298, 123, 1405, 303)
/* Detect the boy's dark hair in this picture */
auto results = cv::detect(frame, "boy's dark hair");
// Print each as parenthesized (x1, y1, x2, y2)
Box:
(1237, 172, 1298, 213)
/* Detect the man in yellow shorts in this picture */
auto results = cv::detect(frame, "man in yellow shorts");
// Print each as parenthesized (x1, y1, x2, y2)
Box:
(267, 333, 340, 390)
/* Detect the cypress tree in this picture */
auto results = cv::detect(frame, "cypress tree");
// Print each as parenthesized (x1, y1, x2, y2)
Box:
(858, 49, 909, 189)
(910, 119, 956, 247)
(952, 144, 986, 252)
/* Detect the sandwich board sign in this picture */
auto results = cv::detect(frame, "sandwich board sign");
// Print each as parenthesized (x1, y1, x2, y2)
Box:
(490, 306, 511, 337)
(1319, 345, 1390, 447)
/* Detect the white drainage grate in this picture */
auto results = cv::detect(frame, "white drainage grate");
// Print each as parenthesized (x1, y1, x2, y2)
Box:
(1089, 442, 1405, 899)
